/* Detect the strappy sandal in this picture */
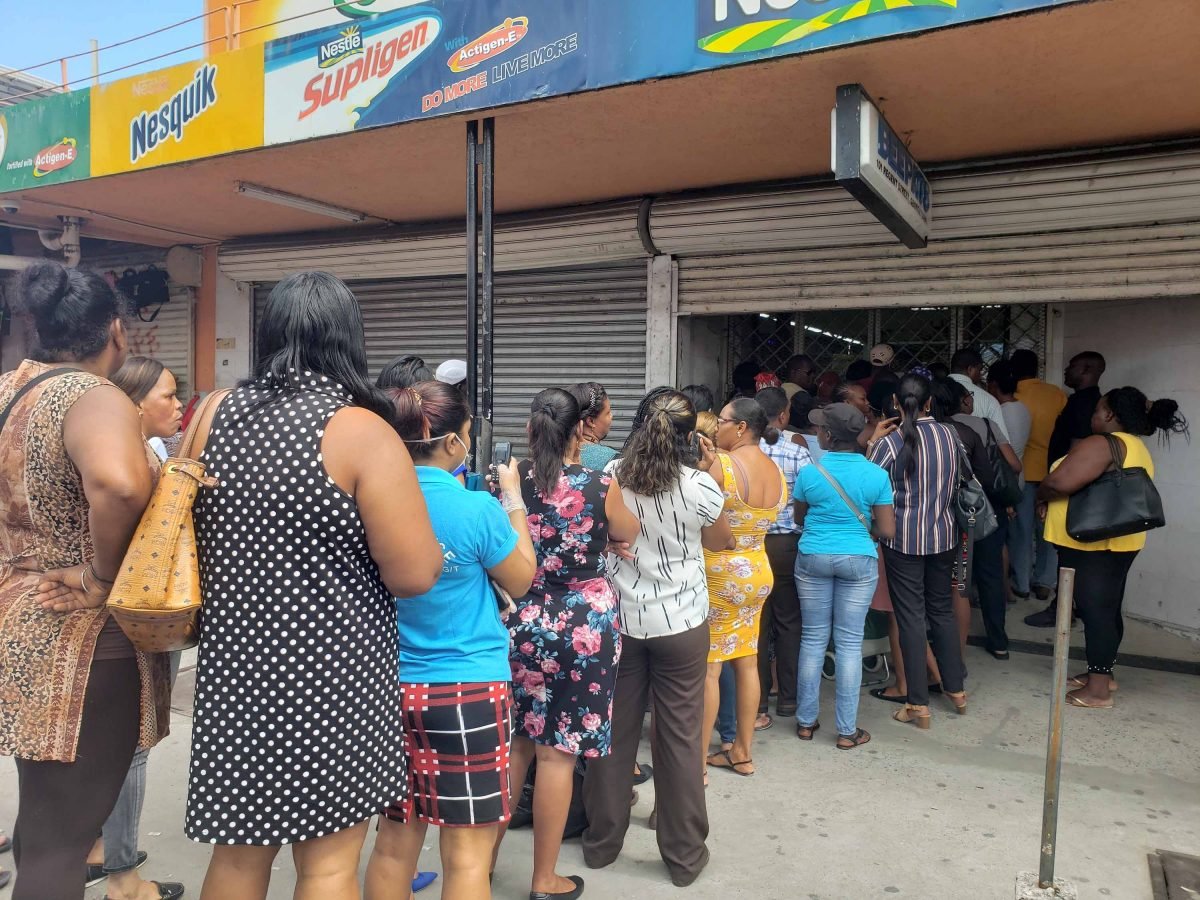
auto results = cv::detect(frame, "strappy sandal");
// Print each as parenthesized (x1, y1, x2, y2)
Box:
(796, 721, 819, 741)
(1066, 691, 1114, 709)
(706, 749, 755, 776)
(945, 690, 968, 715)
(754, 713, 774, 731)
(893, 704, 931, 730)
(836, 729, 871, 750)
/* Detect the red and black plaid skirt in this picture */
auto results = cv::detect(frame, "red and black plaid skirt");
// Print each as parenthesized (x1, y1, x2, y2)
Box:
(383, 682, 513, 827)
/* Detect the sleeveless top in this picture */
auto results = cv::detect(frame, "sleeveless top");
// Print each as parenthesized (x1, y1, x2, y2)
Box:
(187, 372, 406, 844)
(0, 361, 169, 761)
(1045, 432, 1155, 553)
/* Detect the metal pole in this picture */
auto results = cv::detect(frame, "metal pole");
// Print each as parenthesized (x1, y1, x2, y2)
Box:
(465, 121, 480, 458)
(480, 117, 495, 468)
(60, 58, 69, 91)
(1038, 566, 1075, 889)
(90, 40, 100, 87)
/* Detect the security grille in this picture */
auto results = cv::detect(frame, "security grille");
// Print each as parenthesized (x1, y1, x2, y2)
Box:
(727, 304, 1046, 387)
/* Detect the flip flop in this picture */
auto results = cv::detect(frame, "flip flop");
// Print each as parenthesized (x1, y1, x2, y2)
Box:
(632, 762, 654, 785)
(1068, 674, 1119, 692)
(869, 687, 907, 705)
(836, 729, 872, 750)
(1066, 692, 1114, 709)
(754, 713, 773, 731)
(412, 871, 438, 892)
(706, 749, 755, 776)
(796, 721, 819, 741)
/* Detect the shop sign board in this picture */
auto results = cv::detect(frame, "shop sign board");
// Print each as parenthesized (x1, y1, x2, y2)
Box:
(90, 45, 265, 176)
(0, 91, 91, 192)
(831, 84, 931, 249)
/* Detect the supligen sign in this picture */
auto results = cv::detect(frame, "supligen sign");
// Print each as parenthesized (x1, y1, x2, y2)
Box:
(832, 84, 931, 249)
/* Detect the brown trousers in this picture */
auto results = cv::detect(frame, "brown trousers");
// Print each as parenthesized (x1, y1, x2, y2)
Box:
(581, 622, 710, 887)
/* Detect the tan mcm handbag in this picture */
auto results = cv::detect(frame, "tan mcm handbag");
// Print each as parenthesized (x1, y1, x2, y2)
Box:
(106, 389, 229, 652)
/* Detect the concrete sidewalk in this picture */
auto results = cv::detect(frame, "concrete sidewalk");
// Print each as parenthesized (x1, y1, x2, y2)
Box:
(2, 645, 1198, 900)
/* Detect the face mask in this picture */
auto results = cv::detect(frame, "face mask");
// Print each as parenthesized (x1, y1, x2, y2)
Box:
(406, 431, 471, 475)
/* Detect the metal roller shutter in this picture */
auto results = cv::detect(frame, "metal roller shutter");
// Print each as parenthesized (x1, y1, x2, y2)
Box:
(126, 287, 195, 397)
(224, 200, 646, 283)
(491, 261, 648, 456)
(253, 260, 649, 457)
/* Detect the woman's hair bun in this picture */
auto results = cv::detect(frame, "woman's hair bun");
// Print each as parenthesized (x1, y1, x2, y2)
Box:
(19, 260, 72, 322)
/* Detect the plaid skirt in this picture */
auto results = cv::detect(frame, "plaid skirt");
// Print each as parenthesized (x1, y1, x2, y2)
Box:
(383, 682, 513, 827)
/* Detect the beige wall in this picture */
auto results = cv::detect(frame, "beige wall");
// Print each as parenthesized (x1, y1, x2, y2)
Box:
(1060, 297, 1200, 637)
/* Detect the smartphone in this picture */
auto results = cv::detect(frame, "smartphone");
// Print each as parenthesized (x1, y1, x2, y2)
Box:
(493, 441, 513, 468)
(691, 432, 702, 460)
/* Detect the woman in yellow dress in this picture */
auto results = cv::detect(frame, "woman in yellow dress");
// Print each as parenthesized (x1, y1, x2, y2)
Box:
(700, 398, 788, 777)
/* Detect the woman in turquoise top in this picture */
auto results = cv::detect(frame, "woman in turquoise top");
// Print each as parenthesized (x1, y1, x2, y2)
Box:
(570, 381, 618, 471)
(792, 403, 895, 750)
(366, 380, 536, 900)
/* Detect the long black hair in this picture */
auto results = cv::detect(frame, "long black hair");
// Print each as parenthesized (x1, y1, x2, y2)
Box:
(617, 390, 696, 496)
(567, 381, 608, 423)
(894, 373, 932, 475)
(755, 387, 788, 446)
(253, 271, 392, 419)
(1105, 387, 1189, 443)
(19, 260, 129, 362)
(528, 387, 581, 496)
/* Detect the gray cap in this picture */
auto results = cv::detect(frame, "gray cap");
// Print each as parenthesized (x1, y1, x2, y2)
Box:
(809, 402, 867, 444)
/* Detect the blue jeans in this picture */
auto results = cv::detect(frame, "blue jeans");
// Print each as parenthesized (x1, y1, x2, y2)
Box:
(1009, 482, 1058, 594)
(716, 662, 736, 744)
(795, 553, 878, 737)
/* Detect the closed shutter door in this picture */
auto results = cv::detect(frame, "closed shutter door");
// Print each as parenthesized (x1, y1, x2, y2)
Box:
(126, 286, 195, 396)
(491, 262, 648, 457)
(253, 276, 468, 377)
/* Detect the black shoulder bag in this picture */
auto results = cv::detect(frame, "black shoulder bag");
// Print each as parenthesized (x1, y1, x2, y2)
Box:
(1065, 434, 1164, 542)
(983, 420, 1023, 508)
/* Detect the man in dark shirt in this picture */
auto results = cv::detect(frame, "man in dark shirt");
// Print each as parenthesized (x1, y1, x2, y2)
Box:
(1024, 350, 1105, 627)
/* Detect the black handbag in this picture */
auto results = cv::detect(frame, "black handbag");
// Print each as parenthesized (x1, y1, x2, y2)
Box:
(983, 420, 1023, 508)
(954, 438, 999, 541)
(1066, 434, 1164, 542)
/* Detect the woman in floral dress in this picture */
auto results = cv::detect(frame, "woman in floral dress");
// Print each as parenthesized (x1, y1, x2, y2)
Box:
(500, 387, 639, 900)
(699, 398, 788, 779)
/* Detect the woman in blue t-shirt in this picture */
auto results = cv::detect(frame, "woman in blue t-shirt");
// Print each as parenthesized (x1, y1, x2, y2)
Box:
(792, 403, 895, 750)
(365, 380, 536, 900)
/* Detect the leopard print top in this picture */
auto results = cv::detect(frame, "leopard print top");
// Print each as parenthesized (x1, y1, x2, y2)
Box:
(0, 361, 170, 761)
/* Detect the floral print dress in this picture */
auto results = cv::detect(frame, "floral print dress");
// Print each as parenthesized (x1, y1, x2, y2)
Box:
(704, 452, 788, 663)
(509, 461, 618, 758)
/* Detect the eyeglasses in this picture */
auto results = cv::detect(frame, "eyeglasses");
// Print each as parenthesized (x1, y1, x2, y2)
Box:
(716, 417, 741, 426)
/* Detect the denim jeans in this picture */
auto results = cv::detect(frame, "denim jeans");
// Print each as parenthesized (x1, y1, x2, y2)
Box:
(103, 650, 180, 872)
(1009, 482, 1058, 594)
(794, 553, 878, 737)
(716, 662, 736, 745)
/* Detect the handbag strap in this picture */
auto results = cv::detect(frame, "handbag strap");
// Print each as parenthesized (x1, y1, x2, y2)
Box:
(1101, 433, 1126, 473)
(0, 367, 83, 439)
(176, 388, 232, 461)
(810, 458, 873, 537)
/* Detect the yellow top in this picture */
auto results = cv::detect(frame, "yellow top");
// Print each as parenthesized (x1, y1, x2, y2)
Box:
(1015, 378, 1068, 482)
(1044, 432, 1155, 552)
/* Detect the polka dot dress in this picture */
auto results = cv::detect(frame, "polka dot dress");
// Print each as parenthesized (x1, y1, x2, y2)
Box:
(185, 372, 405, 845)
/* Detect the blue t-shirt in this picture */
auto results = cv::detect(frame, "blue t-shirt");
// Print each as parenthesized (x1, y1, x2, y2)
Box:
(397, 466, 518, 684)
(793, 452, 893, 559)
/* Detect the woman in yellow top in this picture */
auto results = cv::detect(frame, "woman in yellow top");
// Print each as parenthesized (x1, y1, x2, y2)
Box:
(1037, 386, 1187, 709)
(699, 398, 788, 777)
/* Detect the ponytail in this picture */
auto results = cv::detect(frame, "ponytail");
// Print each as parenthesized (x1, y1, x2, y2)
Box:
(618, 390, 696, 496)
(528, 387, 581, 496)
(387, 381, 471, 461)
(1105, 387, 1189, 443)
(894, 373, 932, 475)
(755, 386, 785, 446)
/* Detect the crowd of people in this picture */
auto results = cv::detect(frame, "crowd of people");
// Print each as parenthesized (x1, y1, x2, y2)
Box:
(0, 264, 1186, 900)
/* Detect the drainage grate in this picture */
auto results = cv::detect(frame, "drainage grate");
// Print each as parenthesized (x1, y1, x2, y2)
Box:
(1149, 850, 1200, 900)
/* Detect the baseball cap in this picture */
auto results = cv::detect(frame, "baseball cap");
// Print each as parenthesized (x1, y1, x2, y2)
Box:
(435, 359, 468, 385)
(809, 402, 867, 444)
(870, 343, 896, 366)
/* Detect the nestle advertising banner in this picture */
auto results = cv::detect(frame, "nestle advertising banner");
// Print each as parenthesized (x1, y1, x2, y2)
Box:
(261, 0, 1081, 145)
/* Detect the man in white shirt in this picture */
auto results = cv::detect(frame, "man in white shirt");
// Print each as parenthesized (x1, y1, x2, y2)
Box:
(949, 348, 1022, 473)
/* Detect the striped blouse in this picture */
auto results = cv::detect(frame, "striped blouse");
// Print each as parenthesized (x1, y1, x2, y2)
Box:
(868, 418, 961, 556)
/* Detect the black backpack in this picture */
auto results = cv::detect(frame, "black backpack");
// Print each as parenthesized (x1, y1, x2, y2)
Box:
(507, 757, 589, 839)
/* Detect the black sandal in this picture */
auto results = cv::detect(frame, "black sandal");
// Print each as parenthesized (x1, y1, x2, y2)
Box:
(706, 749, 755, 776)
(796, 721, 820, 741)
(632, 762, 654, 785)
(869, 687, 907, 705)
(836, 728, 872, 750)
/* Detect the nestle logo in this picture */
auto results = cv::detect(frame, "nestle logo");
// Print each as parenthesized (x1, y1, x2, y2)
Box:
(319, 27, 364, 68)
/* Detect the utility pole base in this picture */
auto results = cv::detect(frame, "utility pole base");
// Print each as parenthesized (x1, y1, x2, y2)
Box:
(1016, 872, 1078, 899)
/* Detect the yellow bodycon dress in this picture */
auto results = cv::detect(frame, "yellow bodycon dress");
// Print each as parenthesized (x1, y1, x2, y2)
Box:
(704, 452, 788, 663)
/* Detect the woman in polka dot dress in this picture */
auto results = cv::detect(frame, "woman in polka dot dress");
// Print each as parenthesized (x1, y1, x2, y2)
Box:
(186, 272, 441, 899)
